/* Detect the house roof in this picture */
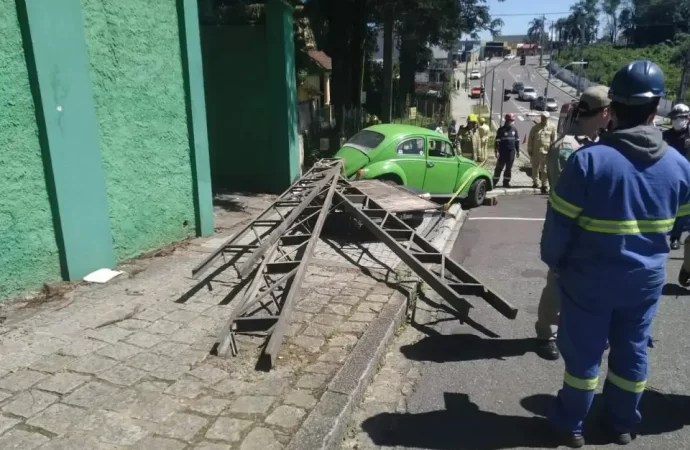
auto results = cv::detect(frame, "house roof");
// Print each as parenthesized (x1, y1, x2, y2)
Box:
(307, 49, 332, 71)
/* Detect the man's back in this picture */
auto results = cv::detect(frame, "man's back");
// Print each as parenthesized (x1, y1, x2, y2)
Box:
(546, 135, 589, 188)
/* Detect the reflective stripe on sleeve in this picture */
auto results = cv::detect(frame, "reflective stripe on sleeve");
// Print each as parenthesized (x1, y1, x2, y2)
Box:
(548, 191, 582, 219)
(607, 372, 647, 393)
(678, 203, 690, 218)
(576, 217, 675, 234)
(564, 371, 598, 391)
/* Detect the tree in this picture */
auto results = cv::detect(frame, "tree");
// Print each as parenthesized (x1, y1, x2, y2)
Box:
(527, 16, 546, 44)
(601, 0, 622, 43)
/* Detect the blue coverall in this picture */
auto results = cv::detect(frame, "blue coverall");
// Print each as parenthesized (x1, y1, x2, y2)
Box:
(541, 125, 690, 435)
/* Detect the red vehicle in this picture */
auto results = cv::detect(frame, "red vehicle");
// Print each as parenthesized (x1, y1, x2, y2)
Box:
(470, 86, 482, 99)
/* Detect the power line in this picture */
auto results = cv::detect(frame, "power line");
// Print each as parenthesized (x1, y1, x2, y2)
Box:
(491, 12, 570, 17)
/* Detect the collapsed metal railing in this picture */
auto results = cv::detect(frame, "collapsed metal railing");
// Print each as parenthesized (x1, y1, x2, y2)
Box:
(192, 158, 517, 370)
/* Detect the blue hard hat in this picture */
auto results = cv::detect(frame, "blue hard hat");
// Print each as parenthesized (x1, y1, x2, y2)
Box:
(608, 60, 666, 105)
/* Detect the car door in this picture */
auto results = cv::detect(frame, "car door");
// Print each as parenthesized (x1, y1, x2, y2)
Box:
(423, 139, 459, 194)
(389, 137, 426, 189)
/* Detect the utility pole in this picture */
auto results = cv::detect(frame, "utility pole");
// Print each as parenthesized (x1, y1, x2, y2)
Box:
(381, 5, 394, 123)
(539, 15, 545, 67)
(489, 67, 496, 124)
(576, 18, 585, 97)
(464, 38, 470, 90)
(544, 29, 555, 98)
(679, 49, 690, 104)
(482, 60, 488, 106)
(499, 78, 505, 126)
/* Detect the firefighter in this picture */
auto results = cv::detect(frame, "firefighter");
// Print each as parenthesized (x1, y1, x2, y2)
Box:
(527, 111, 557, 193)
(663, 103, 690, 250)
(493, 113, 520, 187)
(460, 114, 480, 160)
(535, 85, 611, 362)
(541, 60, 690, 447)
(477, 117, 491, 162)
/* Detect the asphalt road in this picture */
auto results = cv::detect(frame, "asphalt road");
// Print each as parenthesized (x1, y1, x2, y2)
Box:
(397, 194, 690, 449)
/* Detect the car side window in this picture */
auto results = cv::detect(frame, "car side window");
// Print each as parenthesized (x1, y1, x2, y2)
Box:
(396, 138, 425, 156)
(428, 139, 455, 158)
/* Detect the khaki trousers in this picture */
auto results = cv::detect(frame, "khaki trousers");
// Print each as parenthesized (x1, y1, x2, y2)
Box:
(531, 151, 548, 187)
(535, 269, 559, 341)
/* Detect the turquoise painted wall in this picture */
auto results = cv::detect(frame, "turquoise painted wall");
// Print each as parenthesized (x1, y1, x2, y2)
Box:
(201, 26, 272, 193)
(0, 0, 62, 298)
(81, 0, 196, 261)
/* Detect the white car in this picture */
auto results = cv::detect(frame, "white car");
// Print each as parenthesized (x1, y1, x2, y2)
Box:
(469, 70, 481, 80)
(519, 86, 538, 101)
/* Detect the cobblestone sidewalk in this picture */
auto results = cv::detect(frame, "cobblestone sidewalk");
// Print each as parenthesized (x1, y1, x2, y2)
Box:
(482, 153, 534, 188)
(0, 195, 434, 450)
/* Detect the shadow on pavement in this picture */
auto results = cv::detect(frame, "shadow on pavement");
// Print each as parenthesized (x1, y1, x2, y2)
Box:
(400, 331, 534, 363)
(662, 283, 690, 296)
(361, 391, 690, 450)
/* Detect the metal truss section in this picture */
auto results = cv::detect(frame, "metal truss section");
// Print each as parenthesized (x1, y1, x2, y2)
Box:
(191, 159, 344, 280)
(333, 182, 518, 320)
(212, 160, 342, 369)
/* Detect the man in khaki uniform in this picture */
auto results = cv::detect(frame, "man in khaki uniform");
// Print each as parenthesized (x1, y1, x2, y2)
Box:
(477, 117, 491, 162)
(535, 86, 612, 361)
(459, 114, 481, 160)
(527, 111, 557, 193)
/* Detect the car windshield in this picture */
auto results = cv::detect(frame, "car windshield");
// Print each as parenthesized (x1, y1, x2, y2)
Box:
(547, 98, 556, 102)
(344, 130, 385, 153)
(523, 88, 535, 93)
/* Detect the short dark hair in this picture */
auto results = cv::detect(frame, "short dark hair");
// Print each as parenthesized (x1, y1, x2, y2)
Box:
(611, 98, 660, 128)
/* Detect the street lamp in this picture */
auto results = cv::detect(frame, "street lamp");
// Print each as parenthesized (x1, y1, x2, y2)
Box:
(544, 61, 587, 98)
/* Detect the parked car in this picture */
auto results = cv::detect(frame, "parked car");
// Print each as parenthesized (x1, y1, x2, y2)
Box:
(519, 86, 538, 101)
(335, 125, 494, 207)
(511, 82, 524, 94)
(469, 70, 481, 80)
(470, 86, 482, 99)
(533, 96, 558, 111)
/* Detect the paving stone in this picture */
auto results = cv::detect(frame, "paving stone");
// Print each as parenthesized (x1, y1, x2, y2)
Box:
(146, 320, 182, 335)
(194, 442, 232, 450)
(313, 314, 344, 327)
(284, 322, 303, 338)
(187, 315, 217, 330)
(253, 378, 290, 396)
(164, 309, 199, 324)
(164, 379, 204, 398)
(328, 334, 359, 348)
(341, 287, 369, 297)
(303, 362, 339, 375)
(228, 396, 276, 414)
(59, 338, 108, 357)
(152, 341, 190, 358)
(366, 294, 390, 303)
(105, 389, 182, 422)
(26, 403, 85, 435)
(149, 360, 191, 382)
(85, 326, 134, 344)
(0, 370, 47, 392)
(356, 302, 384, 313)
(349, 312, 377, 322)
(302, 323, 335, 337)
(97, 342, 143, 360)
(295, 373, 328, 389)
(169, 327, 209, 344)
(0, 429, 49, 449)
(0, 414, 20, 434)
(338, 321, 368, 334)
(134, 308, 168, 322)
(294, 301, 323, 314)
(137, 380, 171, 392)
(182, 302, 214, 313)
(159, 412, 208, 441)
(29, 354, 77, 373)
(134, 436, 186, 450)
(98, 364, 147, 386)
(291, 335, 324, 353)
(177, 349, 208, 366)
(284, 389, 317, 409)
(76, 410, 148, 445)
(205, 417, 252, 442)
(117, 319, 152, 330)
(68, 354, 119, 374)
(184, 395, 231, 416)
(324, 304, 353, 316)
(239, 427, 282, 450)
(265, 405, 306, 429)
(2, 389, 58, 418)
(189, 364, 229, 384)
(125, 352, 169, 372)
(331, 295, 361, 306)
(124, 331, 165, 349)
(63, 381, 120, 408)
(318, 347, 349, 363)
(0, 390, 11, 403)
(290, 312, 314, 323)
(36, 372, 90, 394)
(212, 379, 252, 395)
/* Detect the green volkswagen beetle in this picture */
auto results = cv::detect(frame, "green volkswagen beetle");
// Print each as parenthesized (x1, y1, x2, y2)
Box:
(335, 124, 493, 207)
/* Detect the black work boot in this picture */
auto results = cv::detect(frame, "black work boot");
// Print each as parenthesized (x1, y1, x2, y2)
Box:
(550, 430, 585, 448)
(671, 239, 681, 250)
(541, 186, 548, 194)
(613, 432, 633, 445)
(536, 339, 560, 361)
(679, 266, 690, 287)
(532, 182, 539, 189)
(503, 182, 511, 188)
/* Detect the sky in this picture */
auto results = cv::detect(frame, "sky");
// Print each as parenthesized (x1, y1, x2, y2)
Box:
(469, 0, 576, 40)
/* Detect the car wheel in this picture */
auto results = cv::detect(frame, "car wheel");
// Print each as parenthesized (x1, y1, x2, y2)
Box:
(467, 178, 488, 208)
(376, 174, 402, 186)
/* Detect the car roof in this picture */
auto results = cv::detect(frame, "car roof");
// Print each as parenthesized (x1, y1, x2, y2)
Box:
(523, 86, 535, 90)
(365, 124, 450, 139)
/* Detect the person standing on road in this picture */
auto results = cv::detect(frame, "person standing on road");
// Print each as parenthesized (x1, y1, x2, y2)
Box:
(662, 103, 690, 250)
(477, 117, 491, 162)
(460, 114, 481, 161)
(527, 111, 557, 193)
(492, 113, 520, 188)
(541, 60, 690, 448)
(534, 86, 611, 362)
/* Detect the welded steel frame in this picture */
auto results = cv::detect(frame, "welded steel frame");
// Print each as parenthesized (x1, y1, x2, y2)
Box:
(333, 181, 518, 320)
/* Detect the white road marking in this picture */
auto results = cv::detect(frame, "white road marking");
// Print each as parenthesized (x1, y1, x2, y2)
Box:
(468, 217, 545, 221)
(518, 116, 524, 121)
(492, 119, 499, 129)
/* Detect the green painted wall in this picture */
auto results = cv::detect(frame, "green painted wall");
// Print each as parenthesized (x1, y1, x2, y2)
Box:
(0, 0, 61, 298)
(81, 0, 196, 261)
(201, 25, 272, 193)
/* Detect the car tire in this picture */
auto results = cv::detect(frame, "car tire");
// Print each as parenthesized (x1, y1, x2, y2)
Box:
(466, 178, 488, 208)
(376, 175, 402, 186)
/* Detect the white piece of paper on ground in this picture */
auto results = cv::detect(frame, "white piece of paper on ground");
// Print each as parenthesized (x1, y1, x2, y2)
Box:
(83, 268, 123, 284)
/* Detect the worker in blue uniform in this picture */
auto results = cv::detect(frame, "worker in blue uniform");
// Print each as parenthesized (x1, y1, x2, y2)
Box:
(540, 60, 690, 448)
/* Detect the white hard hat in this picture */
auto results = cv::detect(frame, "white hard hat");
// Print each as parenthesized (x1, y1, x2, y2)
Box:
(671, 103, 690, 118)
(540, 111, 550, 118)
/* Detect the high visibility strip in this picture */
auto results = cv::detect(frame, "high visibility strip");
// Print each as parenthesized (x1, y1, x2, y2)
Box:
(577, 216, 675, 234)
(678, 203, 690, 217)
(607, 372, 647, 394)
(549, 191, 582, 219)
(564, 371, 598, 391)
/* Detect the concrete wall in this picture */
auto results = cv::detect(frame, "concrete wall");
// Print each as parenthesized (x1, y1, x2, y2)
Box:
(0, 0, 62, 298)
(82, 0, 197, 260)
